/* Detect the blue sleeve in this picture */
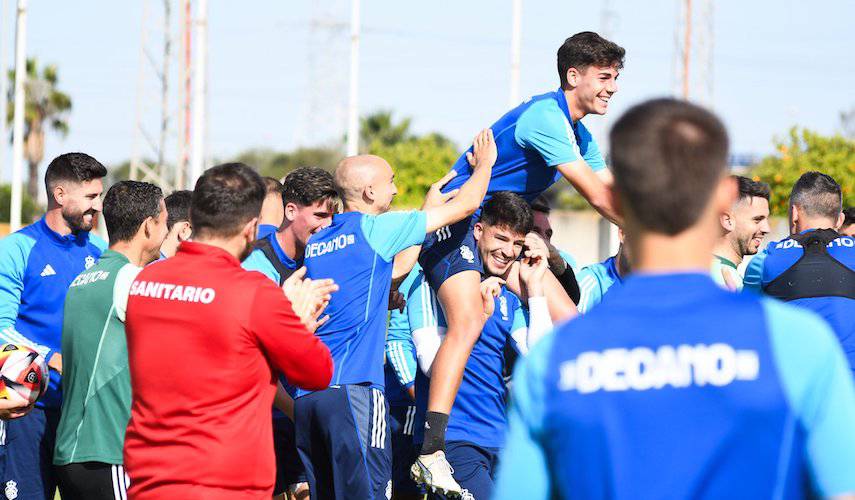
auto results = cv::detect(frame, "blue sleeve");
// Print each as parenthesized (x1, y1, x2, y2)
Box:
(361, 211, 428, 262)
(742, 248, 767, 294)
(385, 338, 417, 389)
(494, 333, 554, 500)
(404, 269, 446, 332)
(575, 121, 606, 172)
(764, 299, 855, 496)
(576, 267, 603, 314)
(241, 249, 280, 284)
(89, 233, 108, 252)
(558, 249, 578, 272)
(0, 233, 35, 330)
(514, 100, 580, 167)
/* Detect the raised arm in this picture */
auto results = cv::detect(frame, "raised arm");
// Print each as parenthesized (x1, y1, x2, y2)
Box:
(557, 160, 620, 225)
(424, 129, 497, 233)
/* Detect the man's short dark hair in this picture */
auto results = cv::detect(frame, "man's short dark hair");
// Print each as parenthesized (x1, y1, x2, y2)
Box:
(480, 191, 534, 236)
(263, 177, 283, 196)
(557, 32, 625, 88)
(191, 163, 265, 238)
(44, 152, 107, 193)
(530, 194, 551, 214)
(103, 181, 163, 245)
(282, 167, 338, 207)
(733, 175, 770, 203)
(610, 98, 729, 235)
(164, 190, 193, 230)
(789, 171, 842, 220)
(843, 207, 855, 228)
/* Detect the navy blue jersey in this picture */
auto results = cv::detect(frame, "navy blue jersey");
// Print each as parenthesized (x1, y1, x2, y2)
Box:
(494, 273, 855, 499)
(443, 89, 605, 205)
(747, 231, 855, 372)
(414, 287, 527, 448)
(301, 211, 426, 396)
(0, 217, 106, 408)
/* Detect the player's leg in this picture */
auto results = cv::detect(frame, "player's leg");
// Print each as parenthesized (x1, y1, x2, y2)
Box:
(273, 417, 309, 500)
(431, 442, 497, 500)
(2, 407, 58, 500)
(294, 392, 330, 500)
(389, 404, 421, 500)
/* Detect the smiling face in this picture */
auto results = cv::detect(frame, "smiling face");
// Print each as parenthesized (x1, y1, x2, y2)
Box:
(566, 64, 619, 117)
(730, 196, 771, 257)
(286, 198, 336, 250)
(474, 223, 527, 277)
(58, 179, 104, 233)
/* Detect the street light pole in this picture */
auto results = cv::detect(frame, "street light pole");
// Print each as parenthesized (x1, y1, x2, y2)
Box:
(9, 0, 27, 230)
(345, 0, 360, 157)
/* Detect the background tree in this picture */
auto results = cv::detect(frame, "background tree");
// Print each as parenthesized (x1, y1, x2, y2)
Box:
(0, 185, 39, 223)
(6, 58, 72, 200)
(751, 127, 855, 216)
(359, 110, 412, 151)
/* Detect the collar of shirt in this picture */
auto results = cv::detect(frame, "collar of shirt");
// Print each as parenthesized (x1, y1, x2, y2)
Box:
(605, 255, 624, 283)
(554, 87, 578, 127)
(38, 215, 90, 247)
(265, 232, 298, 269)
(176, 240, 242, 268)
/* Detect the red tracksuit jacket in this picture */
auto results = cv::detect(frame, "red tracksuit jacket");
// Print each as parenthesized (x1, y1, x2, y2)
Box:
(123, 241, 332, 499)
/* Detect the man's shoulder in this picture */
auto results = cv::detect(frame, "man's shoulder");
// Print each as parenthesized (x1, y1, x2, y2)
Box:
(0, 230, 38, 260)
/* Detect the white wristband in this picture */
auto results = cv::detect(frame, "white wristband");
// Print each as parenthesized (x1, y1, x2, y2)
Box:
(526, 296, 553, 350)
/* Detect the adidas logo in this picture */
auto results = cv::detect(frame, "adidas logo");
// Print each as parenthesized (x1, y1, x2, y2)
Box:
(40, 265, 56, 277)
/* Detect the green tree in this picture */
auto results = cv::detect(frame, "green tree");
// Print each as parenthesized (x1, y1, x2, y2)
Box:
(359, 111, 412, 151)
(751, 127, 855, 216)
(231, 147, 341, 179)
(0, 184, 40, 224)
(370, 133, 459, 208)
(6, 58, 72, 200)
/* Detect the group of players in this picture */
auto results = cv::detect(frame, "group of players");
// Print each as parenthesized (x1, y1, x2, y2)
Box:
(0, 30, 854, 500)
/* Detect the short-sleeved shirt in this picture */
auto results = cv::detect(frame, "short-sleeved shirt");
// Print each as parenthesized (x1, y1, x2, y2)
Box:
(54, 250, 141, 465)
(576, 256, 623, 314)
(493, 273, 855, 499)
(302, 210, 427, 396)
(414, 286, 528, 448)
(711, 255, 743, 291)
(442, 88, 606, 205)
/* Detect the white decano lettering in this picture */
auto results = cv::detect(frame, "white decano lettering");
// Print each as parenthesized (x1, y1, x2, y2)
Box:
(129, 281, 217, 304)
(558, 343, 759, 393)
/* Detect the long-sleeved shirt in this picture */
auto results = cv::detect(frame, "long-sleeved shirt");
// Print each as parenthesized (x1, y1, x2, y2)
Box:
(123, 241, 332, 499)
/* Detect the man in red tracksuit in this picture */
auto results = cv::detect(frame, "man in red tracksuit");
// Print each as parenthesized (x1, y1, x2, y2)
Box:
(124, 163, 334, 499)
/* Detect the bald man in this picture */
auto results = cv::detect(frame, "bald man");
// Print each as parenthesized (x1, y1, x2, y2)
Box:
(295, 131, 496, 500)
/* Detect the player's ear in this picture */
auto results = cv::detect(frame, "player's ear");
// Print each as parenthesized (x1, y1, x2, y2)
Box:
(566, 67, 580, 88)
(52, 184, 66, 208)
(242, 217, 258, 242)
(834, 211, 845, 230)
(179, 222, 193, 241)
(720, 212, 734, 232)
(789, 204, 799, 233)
(473, 222, 484, 242)
(284, 202, 299, 223)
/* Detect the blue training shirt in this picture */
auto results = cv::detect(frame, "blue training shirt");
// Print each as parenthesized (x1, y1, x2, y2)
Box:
(301, 210, 427, 396)
(751, 231, 855, 373)
(494, 273, 855, 499)
(576, 255, 623, 314)
(442, 89, 605, 205)
(414, 286, 528, 448)
(384, 265, 421, 407)
(0, 217, 106, 409)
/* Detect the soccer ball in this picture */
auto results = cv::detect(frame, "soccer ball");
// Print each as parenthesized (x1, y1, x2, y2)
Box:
(0, 344, 49, 405)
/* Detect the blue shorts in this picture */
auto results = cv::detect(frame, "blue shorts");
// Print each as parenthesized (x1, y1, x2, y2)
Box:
(295, 385, 391, 500)
(0, 407, 59, 500)
(419, 216, 482, 292)
(432, 441, 499, 500)
(272, 416, 306, 494)
(388, 404, 420, 497)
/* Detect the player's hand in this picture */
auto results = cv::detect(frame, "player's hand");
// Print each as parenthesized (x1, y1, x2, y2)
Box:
(466, 128, 497, 171)
(520, 233, 550, 297)
(480, 276, 505, 321)
(0, 398, 34, 420)
(283, 267, 339, 332)
(422, 170, 459, 209)
(388, 290, 406, 312)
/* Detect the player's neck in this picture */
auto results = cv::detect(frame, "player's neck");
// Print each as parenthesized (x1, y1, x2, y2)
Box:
(630, 227, 717, 275)
(712, 238, 742, 266)
(342, 200, 383, 216)
(276, 227, 300, 260)
(110, 240, 152, 267)
(563, 88, 586, 123)
(793, 216, 837, 235)
(44, 207, 74, 236)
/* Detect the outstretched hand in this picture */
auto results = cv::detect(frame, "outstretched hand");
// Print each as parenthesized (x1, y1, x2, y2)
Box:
(282, 267, 339, 332)
(466, 128, 497, 171)
(423, 170, 459, 209)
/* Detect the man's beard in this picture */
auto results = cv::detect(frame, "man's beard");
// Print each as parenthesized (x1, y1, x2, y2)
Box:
(62, 207, 97, 233)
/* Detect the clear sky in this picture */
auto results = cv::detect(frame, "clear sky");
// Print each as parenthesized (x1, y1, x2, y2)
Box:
(0, 0, 853, 183)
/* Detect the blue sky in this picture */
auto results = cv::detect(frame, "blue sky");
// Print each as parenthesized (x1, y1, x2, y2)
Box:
(0, 0, 853, 182)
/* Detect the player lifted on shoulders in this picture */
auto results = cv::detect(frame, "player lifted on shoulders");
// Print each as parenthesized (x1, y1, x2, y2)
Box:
(415, 32, 625, 493)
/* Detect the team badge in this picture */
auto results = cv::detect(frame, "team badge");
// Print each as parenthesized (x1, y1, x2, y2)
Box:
(459, 245, 475, 264)
(5, 480, 18, 500)
(499, 296, 509, 320)
(84, 255, 96, 269)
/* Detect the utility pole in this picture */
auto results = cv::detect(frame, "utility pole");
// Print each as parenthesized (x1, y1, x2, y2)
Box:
(189, 0, 207, 186)
(508, 0, 521, 107)
(0, 0, 8, 183)
(158, 0, 171, 183)
(176, 0, 191, 190)
(9, 0, 26, 230)
(345, 0, 360, 157)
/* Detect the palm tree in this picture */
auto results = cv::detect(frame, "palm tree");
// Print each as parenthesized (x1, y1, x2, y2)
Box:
(6, 58, 72, 200)
(359, 111, 412, 151)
